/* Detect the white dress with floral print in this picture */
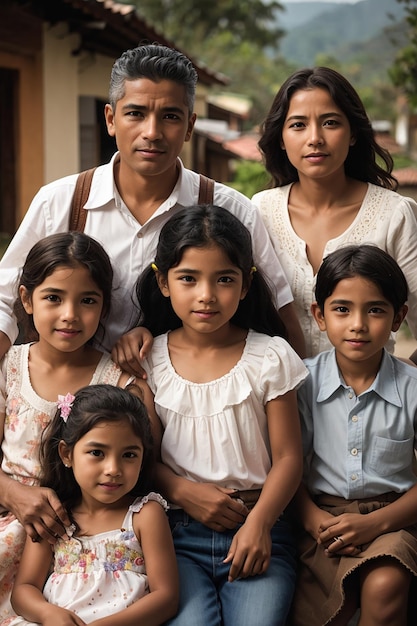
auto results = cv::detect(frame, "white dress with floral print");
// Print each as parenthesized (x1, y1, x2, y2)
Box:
(2, 494, 168, 626)
(0, 343, 122, 621)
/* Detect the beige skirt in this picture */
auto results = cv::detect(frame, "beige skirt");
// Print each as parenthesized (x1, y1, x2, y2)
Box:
(290, 493, 417, 626)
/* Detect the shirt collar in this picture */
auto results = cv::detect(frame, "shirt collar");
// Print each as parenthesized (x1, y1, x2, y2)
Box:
(83, 152, 120, 210)
(174, 158, 200, 207)
(317, 348, 402, 407)
(84, 153, 197, 213)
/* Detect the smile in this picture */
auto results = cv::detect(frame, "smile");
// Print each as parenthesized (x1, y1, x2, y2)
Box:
(99, 483, 122, 490)
(193, 310, 217, 318)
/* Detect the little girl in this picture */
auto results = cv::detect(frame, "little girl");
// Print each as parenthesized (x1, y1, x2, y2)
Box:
(291, 245, 417, 626)
(6, 384, 178, 625)
(0, 232, 157, 620)
(135, 204, 308, 626)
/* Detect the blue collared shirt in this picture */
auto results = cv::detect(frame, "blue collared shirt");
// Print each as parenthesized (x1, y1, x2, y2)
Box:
(298, 349, 417, 499)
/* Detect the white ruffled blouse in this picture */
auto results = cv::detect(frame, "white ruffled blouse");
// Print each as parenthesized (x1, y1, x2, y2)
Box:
(144, 330, 308, 490)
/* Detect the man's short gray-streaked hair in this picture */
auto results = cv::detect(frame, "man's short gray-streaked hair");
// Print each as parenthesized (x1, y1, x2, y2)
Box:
(109, 43, 198, 114)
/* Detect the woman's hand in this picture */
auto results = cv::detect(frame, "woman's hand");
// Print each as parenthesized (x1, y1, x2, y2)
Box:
(6, 481, 70, 543)
(111, 327, 154, 378)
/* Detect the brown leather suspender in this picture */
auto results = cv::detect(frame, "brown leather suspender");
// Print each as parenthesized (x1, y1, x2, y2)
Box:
(68, 169, 215, 232)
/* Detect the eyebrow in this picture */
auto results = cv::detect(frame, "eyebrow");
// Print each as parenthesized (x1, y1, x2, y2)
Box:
(172, 268, 241, 275)
(121, 103, 186, 115)
(39, 287, 102, 297)
(84, 441, 142, 450)
(286, 112, 344, 122)
(329, 299, 389, 306)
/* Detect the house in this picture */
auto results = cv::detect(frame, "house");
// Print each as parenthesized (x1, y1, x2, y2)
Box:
(0, 0, 226, 237)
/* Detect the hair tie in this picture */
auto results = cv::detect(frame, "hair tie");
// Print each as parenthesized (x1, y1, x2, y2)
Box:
(58, 393, 75, 422)
(151, 262, 158, 271)
(251, 266, 257, 274)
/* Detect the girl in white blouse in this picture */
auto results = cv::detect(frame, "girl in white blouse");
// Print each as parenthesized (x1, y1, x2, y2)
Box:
(252, 66, 417, 360)
(134, 204, 308, 626)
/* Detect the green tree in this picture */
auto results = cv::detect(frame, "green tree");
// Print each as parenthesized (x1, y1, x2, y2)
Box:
(391, 0, 417, 105)
(126, 0, 284, 51)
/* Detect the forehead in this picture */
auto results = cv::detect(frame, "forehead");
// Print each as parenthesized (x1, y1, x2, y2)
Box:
(177, 244, 236, 266)
(327, 276, 388, 302)
(287, 87, 342, 113)
(77, 420, 143, 444)
(37, 264, 100, 289)
(117, 77, 189, 110)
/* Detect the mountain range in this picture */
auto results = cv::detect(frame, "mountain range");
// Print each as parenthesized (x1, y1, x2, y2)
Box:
(277, 0, 407, 72)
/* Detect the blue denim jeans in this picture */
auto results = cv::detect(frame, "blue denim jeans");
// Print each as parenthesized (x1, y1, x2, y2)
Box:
(166, 510, 297, 626)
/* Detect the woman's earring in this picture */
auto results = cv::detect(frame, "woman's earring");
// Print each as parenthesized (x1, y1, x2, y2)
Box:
(64, 463, 71, 468)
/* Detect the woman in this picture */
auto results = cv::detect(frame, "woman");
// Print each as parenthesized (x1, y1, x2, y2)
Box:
(252, 66, 417, 359)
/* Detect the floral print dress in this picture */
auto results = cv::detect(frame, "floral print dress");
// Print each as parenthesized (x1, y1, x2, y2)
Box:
(2, 494, 168, 625)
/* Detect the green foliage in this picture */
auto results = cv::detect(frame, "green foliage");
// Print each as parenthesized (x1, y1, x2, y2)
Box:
(228, 160, 269, 198)
(391, 0, 417, 105)
(393, 153, 417, 169)
(126, 0, 284, 50)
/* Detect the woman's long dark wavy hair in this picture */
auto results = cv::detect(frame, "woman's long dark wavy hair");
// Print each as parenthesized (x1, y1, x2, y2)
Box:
(258, 66, 397, 189)
(14, 232, 113, 345)
(135, 204, 287, 339)
(40, 385, 155, 512)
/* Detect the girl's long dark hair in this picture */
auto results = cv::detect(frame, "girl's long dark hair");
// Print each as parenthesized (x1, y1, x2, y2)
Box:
(14, 232, 113, 345)
(258, 66, 397, 189)
(40, 385, 155, 512)
(135, 204, 287, 338)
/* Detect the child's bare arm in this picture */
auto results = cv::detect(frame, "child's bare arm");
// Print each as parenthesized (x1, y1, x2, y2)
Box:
(224, 390, 303, 581)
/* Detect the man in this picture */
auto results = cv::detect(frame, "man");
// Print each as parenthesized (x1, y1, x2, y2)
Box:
(0, 44, 304, 364)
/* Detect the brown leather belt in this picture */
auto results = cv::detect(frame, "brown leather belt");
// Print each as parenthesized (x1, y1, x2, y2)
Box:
(231, 488, 262, 510)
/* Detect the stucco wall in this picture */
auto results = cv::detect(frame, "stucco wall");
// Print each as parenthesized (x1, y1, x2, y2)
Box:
(43, 23, 80, 182)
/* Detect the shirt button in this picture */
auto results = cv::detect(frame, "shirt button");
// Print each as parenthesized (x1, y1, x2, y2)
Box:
(351, 474, 358, 481)
(351, 448, 358, 456)
(352, 416, 358, 423)
(137, 232, 143, 238)
(348, 392, 353, 399)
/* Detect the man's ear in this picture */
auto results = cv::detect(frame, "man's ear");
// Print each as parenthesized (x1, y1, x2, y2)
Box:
(19, 286, 33, 314)
(311, 302, 327, 331)
(392, 304, 408, 333)
(104, 103, 116, 137)
(156, 273, 170, 298)
(185, 113, 197, 142)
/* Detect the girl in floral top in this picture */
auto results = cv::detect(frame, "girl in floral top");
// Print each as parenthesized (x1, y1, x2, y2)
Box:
(6, 384, 178, 626)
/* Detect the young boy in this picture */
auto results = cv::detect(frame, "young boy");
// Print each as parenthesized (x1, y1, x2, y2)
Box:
(291, 244, 417, 626)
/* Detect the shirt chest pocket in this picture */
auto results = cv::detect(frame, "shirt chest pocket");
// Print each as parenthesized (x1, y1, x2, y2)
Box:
(369, 436, 413, 477)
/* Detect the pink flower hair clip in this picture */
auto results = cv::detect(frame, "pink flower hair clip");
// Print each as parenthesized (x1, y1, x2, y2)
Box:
(58, 393, 75, 422)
